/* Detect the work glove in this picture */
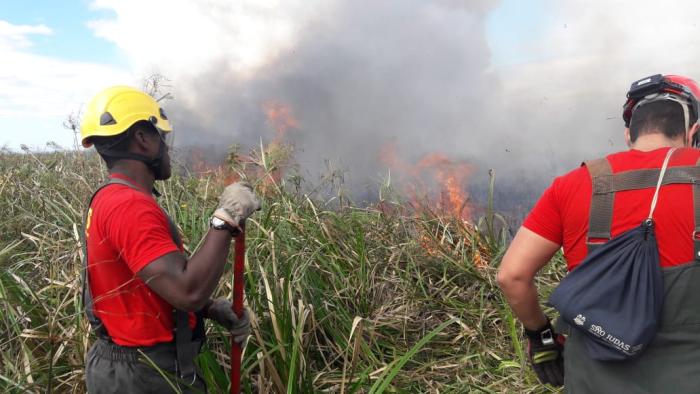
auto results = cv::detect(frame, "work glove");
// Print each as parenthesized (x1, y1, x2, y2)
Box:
(205, 298, 251, 344)
(524, 318, 565, 387)
(214, 182, 261, 232)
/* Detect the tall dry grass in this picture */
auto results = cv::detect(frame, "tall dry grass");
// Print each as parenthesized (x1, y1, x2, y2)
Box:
(0, 145, 565, 393)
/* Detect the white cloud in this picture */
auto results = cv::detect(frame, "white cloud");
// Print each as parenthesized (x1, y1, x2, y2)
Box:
(0, 19, 133, 149)
(490, 1, 700, 169)
(8, 0, 700, 165)
(500, 1, 700, 95)
(87, 0, 319, 80)
(0, 20, 52, 49)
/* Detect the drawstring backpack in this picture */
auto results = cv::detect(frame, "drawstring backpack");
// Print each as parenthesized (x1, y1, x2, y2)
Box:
(548, 148, 676, 361)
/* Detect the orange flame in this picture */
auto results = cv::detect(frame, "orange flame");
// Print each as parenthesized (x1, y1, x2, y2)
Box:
(187, 100, 298, 191)
(263, 100, 299, 144)
(261, 100, 299, 188)
(380, 143, 472, 221)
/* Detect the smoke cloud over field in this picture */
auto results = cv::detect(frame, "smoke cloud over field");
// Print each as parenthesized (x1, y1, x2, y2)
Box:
(162, 0, 502, 186)
(89, 0, 700, 201)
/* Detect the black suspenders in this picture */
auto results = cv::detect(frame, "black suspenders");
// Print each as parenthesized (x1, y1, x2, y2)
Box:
(82, 177, 203, 380)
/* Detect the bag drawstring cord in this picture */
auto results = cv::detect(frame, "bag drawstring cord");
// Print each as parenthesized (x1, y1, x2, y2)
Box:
(647, 147, 677, 222)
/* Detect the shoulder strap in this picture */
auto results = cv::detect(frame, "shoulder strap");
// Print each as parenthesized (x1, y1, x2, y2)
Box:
(606, 166, 700, 191)
(82, 178, 201, 379)
(81, 179, 134, 340)
(82, 178, 186, 339)
(106, 178, 182, 246)
(585, 151, 700, 258)
(694, 156, 700, 261)
(585, 158, 614, 253)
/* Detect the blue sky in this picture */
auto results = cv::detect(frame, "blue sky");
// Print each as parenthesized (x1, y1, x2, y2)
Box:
(3, 0, 698, 181)
(0, 0, 122, 64)
(0, 0, 543, 68)
(486, 0, 551, 66)
(0, 0, 548, 151)
(0, 1, 132, 150)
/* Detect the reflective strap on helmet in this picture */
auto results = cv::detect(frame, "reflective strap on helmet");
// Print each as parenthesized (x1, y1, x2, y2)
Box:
(633, 93, 691, 132)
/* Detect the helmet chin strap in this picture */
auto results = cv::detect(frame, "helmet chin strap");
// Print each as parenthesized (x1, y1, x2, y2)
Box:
(97, 139, 167, 180)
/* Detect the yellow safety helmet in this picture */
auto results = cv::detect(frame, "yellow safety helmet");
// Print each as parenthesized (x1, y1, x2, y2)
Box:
(80, 86, 172, 148)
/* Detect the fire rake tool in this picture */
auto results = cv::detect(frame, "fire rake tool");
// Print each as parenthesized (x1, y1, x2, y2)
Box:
(231, 228, 245, 394)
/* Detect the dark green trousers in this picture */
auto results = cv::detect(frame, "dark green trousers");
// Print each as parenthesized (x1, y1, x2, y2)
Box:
(85, 339, 207, 394)
(562, 261, 700, 394)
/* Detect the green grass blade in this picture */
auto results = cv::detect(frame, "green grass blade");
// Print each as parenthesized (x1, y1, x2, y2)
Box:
(369, 318, 456, 394)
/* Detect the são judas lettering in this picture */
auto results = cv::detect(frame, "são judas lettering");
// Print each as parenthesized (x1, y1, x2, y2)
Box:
(588, 323, 632, 352)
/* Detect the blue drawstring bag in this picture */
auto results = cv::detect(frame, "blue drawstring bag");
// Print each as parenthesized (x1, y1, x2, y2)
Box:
(548, 148, 674, 361)
(548, 219, 662, 360)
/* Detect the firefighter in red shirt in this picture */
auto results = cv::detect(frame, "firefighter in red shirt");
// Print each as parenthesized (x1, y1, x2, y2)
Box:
(498, 74, 700, 392)
(80, 86, 261, 393)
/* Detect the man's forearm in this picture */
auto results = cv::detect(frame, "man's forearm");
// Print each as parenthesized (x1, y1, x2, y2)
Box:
(500, 279, 548, 331)
(497, 227, 560, 331)
(181, 229, 233, 309)
(139, 228, 237, 311)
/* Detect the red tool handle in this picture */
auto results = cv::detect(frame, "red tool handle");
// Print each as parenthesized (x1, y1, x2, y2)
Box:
(231, 230, 245, 394)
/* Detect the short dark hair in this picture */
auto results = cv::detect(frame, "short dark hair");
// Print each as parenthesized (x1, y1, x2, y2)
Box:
(629, 100, 698, 142)
(90, 120, 158, 169)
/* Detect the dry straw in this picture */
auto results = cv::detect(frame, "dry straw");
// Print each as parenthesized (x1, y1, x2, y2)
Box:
(0, 145, 564, 393)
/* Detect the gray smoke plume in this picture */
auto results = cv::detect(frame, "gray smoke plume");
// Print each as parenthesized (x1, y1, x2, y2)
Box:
(167, 0, 503, 192)
(150, 0, 700, 214)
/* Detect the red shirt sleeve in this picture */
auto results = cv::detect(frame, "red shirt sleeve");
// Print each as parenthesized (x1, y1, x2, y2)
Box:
(104, 196, 181, 274)
(523, 178, 564, 245)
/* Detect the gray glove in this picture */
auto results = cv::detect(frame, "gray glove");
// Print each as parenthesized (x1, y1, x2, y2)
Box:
(213, 182, 261, 231)
(205, 298, 250, 344)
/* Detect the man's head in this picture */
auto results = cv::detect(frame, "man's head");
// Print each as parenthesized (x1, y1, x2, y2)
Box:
(623, 74, 700, 147)
(89, 120, 172, 179)
(81, 86, 173, 180)
(628, 100, 699, 144)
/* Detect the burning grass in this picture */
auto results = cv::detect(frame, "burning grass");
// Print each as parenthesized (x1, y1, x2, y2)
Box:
(0, 145, 565, 393)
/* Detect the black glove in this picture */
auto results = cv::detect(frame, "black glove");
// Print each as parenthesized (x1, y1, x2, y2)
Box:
(204, 298, 251, 344)
(524, 318, 565, 387)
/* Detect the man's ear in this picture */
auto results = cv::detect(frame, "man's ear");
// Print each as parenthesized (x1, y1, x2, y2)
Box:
(624, 127, 632, 148)
(130, 128, 150, 153)
(129, 126, 160, 154)
(687, 123, 700, 147)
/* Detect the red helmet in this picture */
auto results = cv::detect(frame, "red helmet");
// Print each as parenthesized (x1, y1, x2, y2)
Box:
(622, 74, 700, 130)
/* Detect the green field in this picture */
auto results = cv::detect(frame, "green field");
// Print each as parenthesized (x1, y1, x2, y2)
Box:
(0, 146, 565, 393)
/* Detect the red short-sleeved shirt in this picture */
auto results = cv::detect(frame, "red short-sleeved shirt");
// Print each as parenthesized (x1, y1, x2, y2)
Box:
(524, 147, 700, 271)
(85, 173, 194, 347)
